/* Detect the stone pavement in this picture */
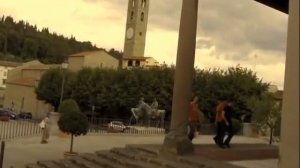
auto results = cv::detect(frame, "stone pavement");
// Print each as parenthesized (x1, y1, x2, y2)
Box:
(2, 134, 279, 168)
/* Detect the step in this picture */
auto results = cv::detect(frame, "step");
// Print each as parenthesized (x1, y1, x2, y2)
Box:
(25, 164, 43, 168)
(55, 159, 83, 168)
(96, 150, 155, 168)
(110, 148, 161, 168)
(69, 156, 104, 168)
(81, 153, 123, 168)
(37, 160, 60, 168)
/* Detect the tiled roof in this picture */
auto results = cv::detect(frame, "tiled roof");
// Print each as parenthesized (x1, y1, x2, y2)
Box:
(22, 64, 59, 70)
(6, 77, 36, 87)
(69, 50, 105, 57)
(0, 60, 22, 67)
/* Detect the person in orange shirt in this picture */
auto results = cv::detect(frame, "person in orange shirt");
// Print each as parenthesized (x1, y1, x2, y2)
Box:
(188, 96, 200, 141)
(213, 100, 229, 148)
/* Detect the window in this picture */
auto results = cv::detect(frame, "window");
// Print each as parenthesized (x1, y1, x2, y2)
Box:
(141, 12, 144, 21)
(139, 32, 142, 36)
(132, 0, 135, 7)
(128, 60, 133, 66)
(2, 79, 5, 85)
(135, 60, 140, 66)
(130, 11, 134, 20)
(142, 0, 146, 8)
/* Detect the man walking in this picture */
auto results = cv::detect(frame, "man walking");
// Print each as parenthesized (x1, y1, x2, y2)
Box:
(223, 101, 234, 148)
(188, 96, 200, 141)
(213, 100, 229, 148)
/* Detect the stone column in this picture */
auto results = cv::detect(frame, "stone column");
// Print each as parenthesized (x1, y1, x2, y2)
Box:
(161, 0, 198, 155)
(278, 0, 299, 167)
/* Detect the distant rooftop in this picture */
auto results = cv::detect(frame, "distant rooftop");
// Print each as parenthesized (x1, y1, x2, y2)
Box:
(0, 60, 22, 67)
(69, 50, 106, 57)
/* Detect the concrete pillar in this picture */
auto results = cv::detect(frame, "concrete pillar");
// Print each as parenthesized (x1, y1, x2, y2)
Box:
(278, 0, 299, 168)
(161, 0, 198, 155)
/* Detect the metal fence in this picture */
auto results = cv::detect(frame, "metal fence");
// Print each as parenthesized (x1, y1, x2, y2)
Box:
(0, 120, 43, 140)
(87, 118, 169, 135)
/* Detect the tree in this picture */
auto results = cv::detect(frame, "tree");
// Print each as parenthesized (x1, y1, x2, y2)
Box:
(247, 93, 281, 144)
(35, 68, 75, 111)
(58, 99, 89, 153)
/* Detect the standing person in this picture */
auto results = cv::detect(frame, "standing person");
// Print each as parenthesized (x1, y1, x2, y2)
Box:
(188, 96, 200, 141)
(224, 101, 234, 148)
(213, 100, 229, 148)
(40, 116, 50, 144)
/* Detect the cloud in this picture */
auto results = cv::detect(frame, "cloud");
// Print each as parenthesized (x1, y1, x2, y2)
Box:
(0, 0, 288, 88)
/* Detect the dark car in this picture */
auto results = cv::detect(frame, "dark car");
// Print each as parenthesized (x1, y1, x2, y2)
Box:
(0, 110, 10, 121)
(18, 112, 32, 119)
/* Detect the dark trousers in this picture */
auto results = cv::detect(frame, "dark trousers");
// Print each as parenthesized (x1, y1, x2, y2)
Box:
(214, 121, 226, 145)
(188, 121, 199, 141)
(224, 124, 234, 145)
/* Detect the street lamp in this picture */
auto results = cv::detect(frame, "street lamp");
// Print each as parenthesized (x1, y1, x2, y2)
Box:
(59, 62, 69, 104)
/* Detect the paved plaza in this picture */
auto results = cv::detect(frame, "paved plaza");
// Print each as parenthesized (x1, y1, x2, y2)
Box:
(2, 134, 278, 168)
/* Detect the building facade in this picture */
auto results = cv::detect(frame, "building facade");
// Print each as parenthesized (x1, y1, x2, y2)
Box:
(0, 60, 22, 88)
(122, 56, 159, 69)
(68, 50, 119, 71)
(3, 60, 59, 119)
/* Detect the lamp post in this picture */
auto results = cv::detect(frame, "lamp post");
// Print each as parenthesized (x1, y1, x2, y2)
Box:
(59, 62, 68, 104)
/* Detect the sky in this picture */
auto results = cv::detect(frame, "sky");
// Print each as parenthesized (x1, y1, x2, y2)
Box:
(0, 0, 288, 89)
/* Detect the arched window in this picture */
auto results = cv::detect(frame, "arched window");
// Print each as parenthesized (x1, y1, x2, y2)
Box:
(141, 0, 146, 8)
(141, 12, 144, 21)
(132, 0, 135, 7)
(130, 11, 134, 20)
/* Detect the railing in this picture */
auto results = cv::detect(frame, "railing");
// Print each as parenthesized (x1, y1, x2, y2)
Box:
(88, 118, 169, 135)
(0, 120, 43, 140)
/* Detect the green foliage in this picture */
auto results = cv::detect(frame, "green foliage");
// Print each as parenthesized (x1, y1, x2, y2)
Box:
(246, 92, 281, 144)
(58, 99, 88, 136)
(58, 99, 81, 114)
(58, 99, 89, 153)
(37, 65, 269, 121)
(35, 68, 75, 111)
(232, 118, 242, 134)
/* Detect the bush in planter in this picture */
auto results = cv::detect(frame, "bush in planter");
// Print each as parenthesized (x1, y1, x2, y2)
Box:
(58, 99, 89, 154)
(231, 118, 242, 134)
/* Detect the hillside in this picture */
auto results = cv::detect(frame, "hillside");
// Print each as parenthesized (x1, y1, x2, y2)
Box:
(0, 15, 122, 64)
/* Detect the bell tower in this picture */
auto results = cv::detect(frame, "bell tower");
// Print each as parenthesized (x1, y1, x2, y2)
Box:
(123, 0, 149, 58)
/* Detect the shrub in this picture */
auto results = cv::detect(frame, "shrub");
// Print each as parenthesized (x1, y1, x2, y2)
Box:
(58, 99, 89, 153)
(58, 99, 81, 114)
(232, 118, 242, 134)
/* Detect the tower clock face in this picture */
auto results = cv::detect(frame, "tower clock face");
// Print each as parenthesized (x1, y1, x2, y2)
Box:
(126, 27, 134, 39)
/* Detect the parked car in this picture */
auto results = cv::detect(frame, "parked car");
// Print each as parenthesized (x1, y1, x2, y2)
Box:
(107, 121, 127, 132)
(0, 110, 10, 121)
(18, 112, 32, 119)
(7, 110, 18, 120)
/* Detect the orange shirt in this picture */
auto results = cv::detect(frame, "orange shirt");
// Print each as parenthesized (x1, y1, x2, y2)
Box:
(189, 102, 198, 121)
(215, 102, 225, 122)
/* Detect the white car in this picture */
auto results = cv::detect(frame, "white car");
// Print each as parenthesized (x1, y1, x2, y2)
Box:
(107, 121, 127, 132)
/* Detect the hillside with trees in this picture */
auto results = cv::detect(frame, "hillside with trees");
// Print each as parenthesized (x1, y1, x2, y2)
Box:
(0, 15, 122, 64)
